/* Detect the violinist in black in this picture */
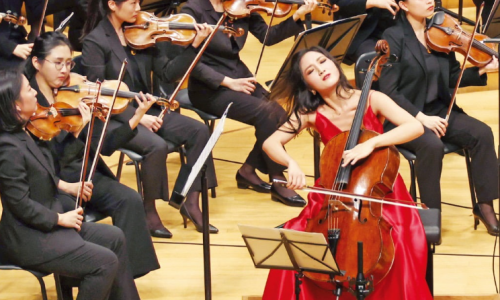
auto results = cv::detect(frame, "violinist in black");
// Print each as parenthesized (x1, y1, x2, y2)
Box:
(179, 0, 316, 206)
(25, 31, 160, 278)
(0, 68, 140, 300)
(0, 0, 33, 69)
(379, 0, 499, 235)
(81, 0, 217, 237)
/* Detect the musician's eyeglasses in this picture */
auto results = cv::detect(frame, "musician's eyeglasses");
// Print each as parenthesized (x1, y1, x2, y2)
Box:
(43, 59, 76, 71)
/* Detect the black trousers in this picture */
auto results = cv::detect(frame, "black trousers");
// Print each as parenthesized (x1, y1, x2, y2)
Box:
(58, 172, 160, 278)
(399, 110, 498, 210)
(108, 106, 217, 202)
(27, 222, 139, 300)
(190, 84, 287, 175)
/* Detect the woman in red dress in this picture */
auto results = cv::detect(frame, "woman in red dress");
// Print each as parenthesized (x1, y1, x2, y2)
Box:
(262, 46, 432, 299)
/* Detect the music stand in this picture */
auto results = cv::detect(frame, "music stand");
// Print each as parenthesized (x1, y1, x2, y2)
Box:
(269, 14, 365, 90)
(170, 103, 232, 300)
(239, 225, 343, 300)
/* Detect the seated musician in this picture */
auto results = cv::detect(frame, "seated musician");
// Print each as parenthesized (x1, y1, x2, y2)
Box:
(330, 0, 399, 65)
(0, 68, 140, 300)
(81, 0, 218, 238)
(262, 46, 432, 299)
(177, 0, 316, 207)
(0, 0, 33, 69)
(379, 0, 499, 235)
(25, 31, 160, 279)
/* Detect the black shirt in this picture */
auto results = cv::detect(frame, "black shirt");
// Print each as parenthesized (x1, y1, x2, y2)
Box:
(420, 43, 445, 115)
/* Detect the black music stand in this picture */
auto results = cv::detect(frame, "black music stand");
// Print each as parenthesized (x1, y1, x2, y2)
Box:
(239, 225, 343, 300)
(170, 103, 232, 300)
(268, 15, 365, 180)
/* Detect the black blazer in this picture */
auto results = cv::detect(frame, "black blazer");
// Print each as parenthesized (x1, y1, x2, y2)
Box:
(0, 0, 30, 68)
(81, 17, 198, 123)
(181, 0, 304, 97)
(0, 131, 83, 266)
(332, 0, 394, 61)
(379, 14, 487, 129)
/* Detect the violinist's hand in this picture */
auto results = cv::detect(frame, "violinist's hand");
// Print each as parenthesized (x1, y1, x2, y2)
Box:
(128, 92, 156, 130)
(479, 56, 499, 75)
(366, 0, 399, 16)
(192, 23, 213, 49)
(293, 0, 317, 21)
(78, 102, 92, 127)
(221, 77, 256, 94)
(57, 207, 84, 232)
(140, 114, 163, 132)
(12, 43, 33, 59)
(342, 140, 376, 167)
(287, 160, 306, 190)
(416, 113, 448, 137)
(58, 180, 94, 202)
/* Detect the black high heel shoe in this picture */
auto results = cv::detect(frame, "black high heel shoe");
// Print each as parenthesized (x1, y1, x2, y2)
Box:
(473, 203, 499, 236)
(270, 185, 306, 207)
(180, 204, 219, 234)
(236, 171, 271, 193)
(149, 228, 173, 239)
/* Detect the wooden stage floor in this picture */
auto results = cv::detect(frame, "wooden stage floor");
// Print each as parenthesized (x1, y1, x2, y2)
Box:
(1, 10, 500, 299)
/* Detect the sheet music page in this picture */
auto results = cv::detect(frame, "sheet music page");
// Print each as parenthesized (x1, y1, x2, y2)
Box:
(181, 103, 233, 196)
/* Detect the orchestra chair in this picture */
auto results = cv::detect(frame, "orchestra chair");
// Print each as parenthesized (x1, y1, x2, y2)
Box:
(354, 51, 477, 209)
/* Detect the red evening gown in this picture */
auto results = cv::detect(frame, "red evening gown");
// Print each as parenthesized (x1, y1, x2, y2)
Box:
(262, 105, 433, 300)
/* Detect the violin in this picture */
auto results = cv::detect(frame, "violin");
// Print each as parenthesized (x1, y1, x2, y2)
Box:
(223, 0, 337, 19)
(57, 73, 179, 113)
(27, 102, 107, 141)
(426, 11, 498, 67)
(304, 40, 396, 295)
(0, 11, 26, 26)
(124, 11, 244, 49)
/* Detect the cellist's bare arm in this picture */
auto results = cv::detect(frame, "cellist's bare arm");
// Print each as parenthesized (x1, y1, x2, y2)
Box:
(342, 91, 423, 166)
(263, 113, 311, 189)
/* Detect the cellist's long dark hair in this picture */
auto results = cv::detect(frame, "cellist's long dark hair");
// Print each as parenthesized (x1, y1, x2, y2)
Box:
(269, 46, 353, 134)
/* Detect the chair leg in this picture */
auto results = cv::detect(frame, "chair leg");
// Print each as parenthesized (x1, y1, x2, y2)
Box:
(30, 273, 48, 300)
(116, 152, 125, 181)
(179, 146, 186, 165)
(133, 161, 144, 200)
(211, 187, 216, 198)
(408, 160, 417, 202)
(313, 132, 321, 181)
(426, 243, 435, 296)
(463, 149, 477, 207)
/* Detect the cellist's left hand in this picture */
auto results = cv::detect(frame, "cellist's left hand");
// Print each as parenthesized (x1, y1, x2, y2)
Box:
(479, 56, 498, 75)
(342, 140, 376, 167)
(293, 0, 317, 21)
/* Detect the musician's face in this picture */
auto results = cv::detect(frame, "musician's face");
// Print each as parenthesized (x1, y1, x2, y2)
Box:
(111, 0, 141, 24)
(400, 0, 435, 19)
(33, 45, 72, 89)
(16, 75, 38, 121)
(300, 51, 340, 94)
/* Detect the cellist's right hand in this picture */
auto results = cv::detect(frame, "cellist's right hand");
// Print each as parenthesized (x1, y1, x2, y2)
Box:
(287, 160, 306, 190)
(57, 207, 84, 231)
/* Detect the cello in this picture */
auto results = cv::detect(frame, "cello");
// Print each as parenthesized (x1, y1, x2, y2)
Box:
(304, 40, 397, 296)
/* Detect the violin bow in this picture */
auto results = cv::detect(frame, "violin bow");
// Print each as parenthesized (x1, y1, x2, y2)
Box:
(75, 81, 102, 209)
(158, 13, 227, 119)
(273, 180, 429, 210)
(445, 3, 485, 122)
(55, 12, 74, 32)
(35, 0, 49, 39)
(254, 2, 280, 77)
(88, 60, 128, 181)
